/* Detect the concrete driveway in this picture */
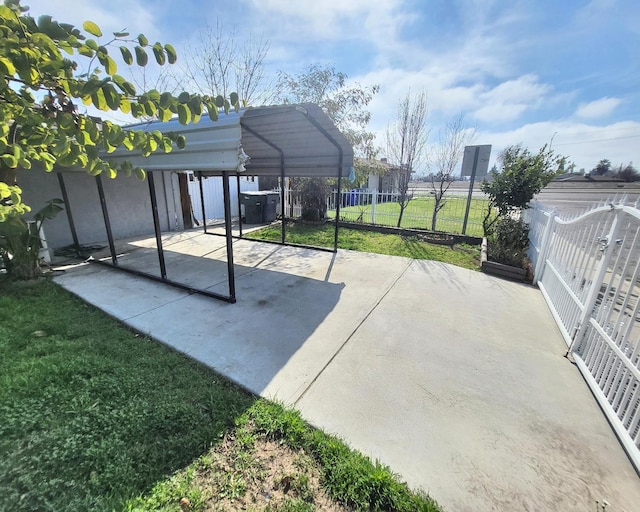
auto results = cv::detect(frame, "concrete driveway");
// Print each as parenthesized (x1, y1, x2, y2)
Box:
(53, 231, 640, 511)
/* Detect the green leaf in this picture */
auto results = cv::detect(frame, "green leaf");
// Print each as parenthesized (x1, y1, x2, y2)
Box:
(0, 57, 16, 75)
(177, 103, 191, 124)
(112, 74, 136, 96)
(164, 44, 177, 64)
(113, 31, 130, 38)
(1, 154, 18, 168)
(178, 91, 190, 104)
(91, 88, 108, 110)
(119, 97, 131, 114)
(137, 34, 148, 46)
(83, 20, 103, 37)
(104, 55, 117, 75)
(207, 102, 218, 121)
(85, 39, 99, 51)
(85, 145, 99, 160)
(223, 99, 230, 114)
(102, 84, 121, 110)
(134, 167, 146, 180)
(215, 95, 224, 108)
(152, 43, 165, 65)
(120, 46, 134, 65)
(188, 96, 202, 116)
(134, 46, 148, 66)
(230, 92, 239, 106)
(158, 107, 172, 122)
(77, 45, 94, 58)
(176, 135, 186, 149)
(159, 92, 173, 109)
(143, 101, 156, 117)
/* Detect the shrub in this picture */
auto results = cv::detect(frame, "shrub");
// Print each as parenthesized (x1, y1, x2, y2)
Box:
(488, 217, 529, 268)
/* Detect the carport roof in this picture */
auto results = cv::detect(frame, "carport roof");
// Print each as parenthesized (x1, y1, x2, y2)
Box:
(102, 103, 354, 178)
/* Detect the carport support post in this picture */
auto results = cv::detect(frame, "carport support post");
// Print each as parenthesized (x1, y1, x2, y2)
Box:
(236, 173, 243, 238)
(334, 161, 342, 252)
(147, 171, 168, 279)
(222, 171, 236, 300)
(57, 172, 81, 257)
(197, 171, 207, 234)
(95, 174, 118, 265)
(280, 154, 286, 244)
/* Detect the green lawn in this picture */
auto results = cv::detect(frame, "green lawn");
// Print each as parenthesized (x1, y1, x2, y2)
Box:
(0, 279, 441, 512)
(249, 223, 482, 271)
(328, 195, 488, 237)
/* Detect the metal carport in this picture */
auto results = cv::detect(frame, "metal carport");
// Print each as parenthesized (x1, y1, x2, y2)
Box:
(57, 103, 353, 303)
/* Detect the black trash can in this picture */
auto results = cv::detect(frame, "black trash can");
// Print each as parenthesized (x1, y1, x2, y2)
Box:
(240, 192, 265, 224)
(263, 192, 280, 222)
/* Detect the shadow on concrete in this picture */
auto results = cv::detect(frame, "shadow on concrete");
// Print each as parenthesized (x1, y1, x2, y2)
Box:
(56, 239, 346, 397)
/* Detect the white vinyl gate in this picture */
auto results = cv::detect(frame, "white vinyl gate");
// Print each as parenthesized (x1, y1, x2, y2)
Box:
(528, 202, 640, 472)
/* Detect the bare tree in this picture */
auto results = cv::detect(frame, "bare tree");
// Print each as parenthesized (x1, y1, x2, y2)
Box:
(385, 90, 429, 228)
(276, 64, 380, 158)
(180, 21, 271, 105)
(429, 115, 476, 231)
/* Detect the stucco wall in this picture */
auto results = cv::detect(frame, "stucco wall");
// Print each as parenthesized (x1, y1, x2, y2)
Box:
(16, 169, 183, 249)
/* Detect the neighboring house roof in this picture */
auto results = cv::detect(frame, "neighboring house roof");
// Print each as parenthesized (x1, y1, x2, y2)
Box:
(355, 157, 401, 174)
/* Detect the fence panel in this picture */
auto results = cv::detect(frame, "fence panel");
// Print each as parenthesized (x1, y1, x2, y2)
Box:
(529, 203, 640, 472)
(322, 188, 488, 236)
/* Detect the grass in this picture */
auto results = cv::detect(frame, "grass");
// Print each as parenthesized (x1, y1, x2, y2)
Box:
(249, 223, 482, 271)
(328, 195, 489, 237)
(0, 278, 442, 512)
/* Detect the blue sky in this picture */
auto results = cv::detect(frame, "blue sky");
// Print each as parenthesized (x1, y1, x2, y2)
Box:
(27, 0, 640, 173)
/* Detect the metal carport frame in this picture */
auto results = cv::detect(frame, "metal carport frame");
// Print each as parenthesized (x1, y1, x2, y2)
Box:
(55, 103, 353, 303)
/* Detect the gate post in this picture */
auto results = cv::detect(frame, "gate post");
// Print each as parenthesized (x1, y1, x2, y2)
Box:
(567, 206, 623, 354)
(533, 208, 556, 285)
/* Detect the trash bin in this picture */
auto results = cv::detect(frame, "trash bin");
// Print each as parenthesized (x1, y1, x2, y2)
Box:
(240, 192, 265, 224)
(263, 192, 280, 222)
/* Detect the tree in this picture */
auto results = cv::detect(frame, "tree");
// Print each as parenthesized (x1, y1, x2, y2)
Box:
(429, 115, 475, 231)
(590, 159, 612, 176)
(0, 0, 238, 278)
(180, 21, 271, 105)
(481, 145, 563, 236)
(276, 64, 379, 158)
(384, 90, 428, 228)
(480, 145, 563, 268)
(614, 162, 639, 182)
(276, 64, 380, 216)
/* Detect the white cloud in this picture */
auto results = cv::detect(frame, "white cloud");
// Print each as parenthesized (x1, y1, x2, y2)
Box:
(478, 120, 640, 171)
(574, 97, 622, 119)
(473, 75, 552, 122)
(245, 0, 411, 41)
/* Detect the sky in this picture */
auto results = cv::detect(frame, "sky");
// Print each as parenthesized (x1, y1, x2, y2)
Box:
(24, 0, 640, 174)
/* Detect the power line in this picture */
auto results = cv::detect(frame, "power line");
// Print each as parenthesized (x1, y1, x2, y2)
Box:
(554, 134, 640, 146)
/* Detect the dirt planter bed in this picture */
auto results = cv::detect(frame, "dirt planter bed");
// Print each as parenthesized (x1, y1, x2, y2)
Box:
(480, 237, 528, 281)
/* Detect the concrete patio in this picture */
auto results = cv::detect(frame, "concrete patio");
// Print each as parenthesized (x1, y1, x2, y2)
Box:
(52, 230, 640, 511)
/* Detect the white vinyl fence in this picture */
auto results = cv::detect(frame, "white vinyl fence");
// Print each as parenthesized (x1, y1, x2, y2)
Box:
(528, 201, 640, 472)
